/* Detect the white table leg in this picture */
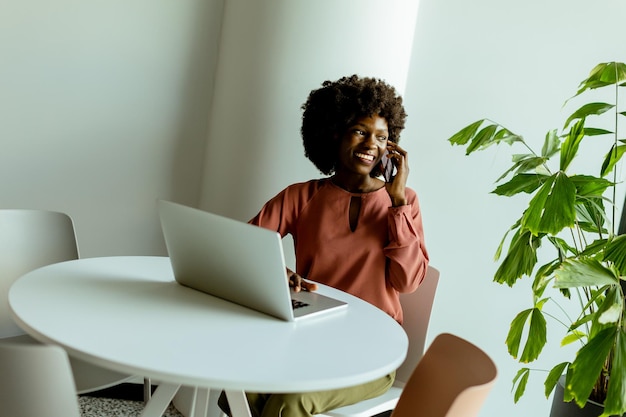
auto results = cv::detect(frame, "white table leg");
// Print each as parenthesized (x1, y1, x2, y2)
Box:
(224, 390, 252, 417)
(208, 389, 225, 417)
(140, 382, 181, 417)
(172, 386, 225, 417)
(189, 387, 210, 417)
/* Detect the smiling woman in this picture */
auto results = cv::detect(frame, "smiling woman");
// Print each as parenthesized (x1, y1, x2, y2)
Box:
(217, 74, 429, 417)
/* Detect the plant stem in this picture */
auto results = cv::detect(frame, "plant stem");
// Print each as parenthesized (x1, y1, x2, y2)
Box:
(573, 287, 593, 336)
(612, 62, 619, 235)
(543, 307, 572, 331)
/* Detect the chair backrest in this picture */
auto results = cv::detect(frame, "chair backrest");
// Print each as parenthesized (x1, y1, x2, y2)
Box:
(0, 342, 81, 417)
(391, 333, 497, 417)
(395, 265, 440, 385)
(0, 210, 79, 337)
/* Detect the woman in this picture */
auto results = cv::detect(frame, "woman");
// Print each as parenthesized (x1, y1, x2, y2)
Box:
(220, 74, 429, 417)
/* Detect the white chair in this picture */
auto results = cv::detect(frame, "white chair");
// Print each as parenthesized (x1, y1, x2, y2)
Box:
(0, 342, 81, 417)
(390, 333, 497, 417)
(323, 265, 440, 417)
(0, 209, 132, 394)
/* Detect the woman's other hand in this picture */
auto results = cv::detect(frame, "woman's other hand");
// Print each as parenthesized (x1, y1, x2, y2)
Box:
(287, 268, 318, 292)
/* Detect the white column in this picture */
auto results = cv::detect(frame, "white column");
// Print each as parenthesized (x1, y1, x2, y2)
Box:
(199, 0, 420, 221)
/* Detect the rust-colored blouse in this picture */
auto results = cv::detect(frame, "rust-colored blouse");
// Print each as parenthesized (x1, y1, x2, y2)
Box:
(249, 179, 429, 324)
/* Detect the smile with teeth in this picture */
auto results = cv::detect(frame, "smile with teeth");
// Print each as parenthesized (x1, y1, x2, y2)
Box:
(355, 152, 375, 163)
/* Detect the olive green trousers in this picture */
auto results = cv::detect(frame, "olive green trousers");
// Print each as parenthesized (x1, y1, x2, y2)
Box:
(218, 372, 395, 417)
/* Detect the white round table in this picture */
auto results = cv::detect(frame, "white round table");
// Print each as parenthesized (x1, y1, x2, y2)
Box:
(9, 256, 407, 417)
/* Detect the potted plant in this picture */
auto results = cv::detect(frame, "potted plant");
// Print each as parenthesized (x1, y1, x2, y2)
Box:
(446, 62, 626, 417)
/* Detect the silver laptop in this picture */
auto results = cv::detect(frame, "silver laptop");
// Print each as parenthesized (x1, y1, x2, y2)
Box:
(158, 200, 347, 321)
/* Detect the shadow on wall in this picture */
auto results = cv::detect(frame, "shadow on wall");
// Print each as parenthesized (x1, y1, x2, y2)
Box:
(168, 0, 225, 208)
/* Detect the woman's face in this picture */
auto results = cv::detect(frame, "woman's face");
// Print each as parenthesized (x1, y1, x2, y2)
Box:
(336, 114, 389, 177)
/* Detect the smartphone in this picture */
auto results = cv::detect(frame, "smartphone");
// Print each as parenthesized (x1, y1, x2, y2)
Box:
(380, 150, 396, 182)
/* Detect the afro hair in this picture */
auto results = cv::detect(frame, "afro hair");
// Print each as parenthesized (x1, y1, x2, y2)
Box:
(300, 75, 407, 176)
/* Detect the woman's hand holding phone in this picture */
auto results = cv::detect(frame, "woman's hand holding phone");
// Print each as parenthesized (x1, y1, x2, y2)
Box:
(381, 150, 396, 183)
(382, 141, 409, 206)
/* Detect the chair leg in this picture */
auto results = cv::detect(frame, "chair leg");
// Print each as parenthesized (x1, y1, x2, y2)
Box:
(144, 378, 152, 404)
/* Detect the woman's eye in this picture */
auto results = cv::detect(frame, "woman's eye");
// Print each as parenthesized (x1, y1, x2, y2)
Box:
(377, 136, 387, 142)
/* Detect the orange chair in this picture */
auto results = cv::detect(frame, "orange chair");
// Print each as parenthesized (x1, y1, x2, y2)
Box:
(391, 333, 497, 417)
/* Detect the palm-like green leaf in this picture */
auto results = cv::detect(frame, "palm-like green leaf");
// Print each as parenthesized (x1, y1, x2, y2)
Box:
(547, 236, 577, 258)
(545, 362, 570, 398)
(601, 144, 626, 178)
(569, 310, 596, 333)
(578, 238, 608, 257)
(506, 307, 547, 363)
(575, 197, 608, 235)
(595, 286, 622, 326)
(562, 330, 585, 346)
(492, 173, 546, 196)
(601, 62, 626, 83)
(448, 120, 523, 155)
(584, 127, 613, 136)
(560, 119, 586, 172)
(466, 124, 498, 154)
(447, 119, 484, 146)
(541, 129, 560, 158)
(522, 172, 576, 235)
(573, 288, 611, 339)
(571, 175, 613, 197)
(507, 309, 532, 358)
(564, 103, 615, 130)
(496, 154, 548, 182)
(603, 329, 626, 416)
(572, 62, 626, 97)
(532, 259, 560, 297)
(494, 220, 520, 261)
(567, 327, 617, 408)
(494, 125, 522, 145)
(521, 308, 548, 363)
(604, 234, 626, 274)
(512, 154, 548, 173)
(554, 258, 618, 288)
(494, 229, 540, 285)
(512, 368, 530, 403)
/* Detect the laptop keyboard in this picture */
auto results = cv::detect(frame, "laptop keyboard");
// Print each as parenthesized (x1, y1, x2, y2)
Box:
(291, 299, 310, 310)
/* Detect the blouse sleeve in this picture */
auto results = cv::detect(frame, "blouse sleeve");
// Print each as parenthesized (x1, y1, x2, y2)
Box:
(384, 189, 429, 293)
(248, 183, 312, 237)
(249, 189, 292, 236)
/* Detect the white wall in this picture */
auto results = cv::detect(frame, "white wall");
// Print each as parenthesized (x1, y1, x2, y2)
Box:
(0, 0, 223, 257)
(2, 0, 626, 416)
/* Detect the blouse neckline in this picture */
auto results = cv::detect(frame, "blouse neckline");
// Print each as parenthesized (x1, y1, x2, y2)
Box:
(325, 178, 387, 197)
